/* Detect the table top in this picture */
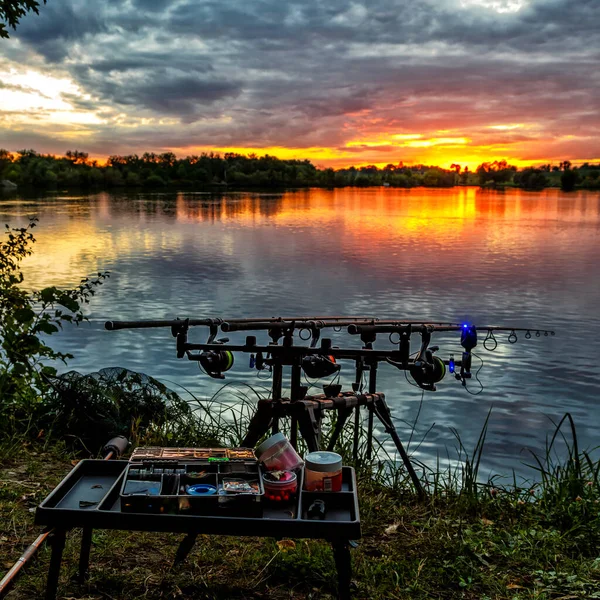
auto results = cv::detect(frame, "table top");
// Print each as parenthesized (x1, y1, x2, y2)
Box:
(35, 460, 361, 541)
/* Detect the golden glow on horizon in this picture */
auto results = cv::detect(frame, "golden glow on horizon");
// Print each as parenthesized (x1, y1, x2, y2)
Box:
(392, 134, 423, 141)
(404, 137, 470, 148)
(0, 67, 595, 172)
(177, 139, 501, 171)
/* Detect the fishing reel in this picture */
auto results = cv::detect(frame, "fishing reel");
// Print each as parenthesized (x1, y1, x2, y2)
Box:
(409, 345, 446, 391)
(301, 354, 340, 379)
(198, 337, 234, 379)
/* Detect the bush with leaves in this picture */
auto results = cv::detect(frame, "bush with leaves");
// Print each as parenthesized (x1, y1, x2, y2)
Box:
(0, 220, 108, 432)
(41, 367, 193, 453)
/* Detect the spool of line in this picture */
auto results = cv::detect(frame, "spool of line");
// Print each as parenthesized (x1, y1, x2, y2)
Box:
(185, 484, 217, 496)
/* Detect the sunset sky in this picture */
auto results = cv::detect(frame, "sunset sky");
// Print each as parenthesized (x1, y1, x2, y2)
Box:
(1, 0, 599, 170)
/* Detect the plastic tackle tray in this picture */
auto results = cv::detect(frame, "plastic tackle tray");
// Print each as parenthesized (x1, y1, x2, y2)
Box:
(36, 461, 360, 541)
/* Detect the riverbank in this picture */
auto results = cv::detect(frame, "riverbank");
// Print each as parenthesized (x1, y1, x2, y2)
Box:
(2, 439, 599, 600)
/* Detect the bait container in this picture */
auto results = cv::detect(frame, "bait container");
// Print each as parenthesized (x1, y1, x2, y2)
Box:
(255, 433, 304, 472)
(304, 451, 343, 492)
(262, 470, 298, 502)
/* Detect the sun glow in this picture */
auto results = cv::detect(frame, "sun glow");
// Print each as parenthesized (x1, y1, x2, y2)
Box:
(488, 124, 525, 131)
(0, 66, 105, 137)
(0, 65, 589, 171)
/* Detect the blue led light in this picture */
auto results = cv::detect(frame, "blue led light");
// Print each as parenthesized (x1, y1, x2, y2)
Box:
(463, 324, 468, 328)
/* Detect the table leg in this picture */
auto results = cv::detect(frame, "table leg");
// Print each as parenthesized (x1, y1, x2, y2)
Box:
(332, 541, 352, 600)
(173, 533, 198, 567)
(45, 529, 66, 600)
(77, 527, 93, 583)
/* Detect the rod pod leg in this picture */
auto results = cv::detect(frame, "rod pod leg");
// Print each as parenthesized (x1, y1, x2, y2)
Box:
(173, 533, 198, 567)
(326, 407, 353, 452)
(352, 407, 361, 462)
(241, 400, 275, 447)
(296, 404, 321, 452)
(366, 406, 374, 460)
(373, 395, 426, 500)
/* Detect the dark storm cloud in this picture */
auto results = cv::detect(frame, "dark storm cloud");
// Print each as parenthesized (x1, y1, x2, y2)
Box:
(70, 65, 242, 118)
(2, 0, 599, 161)
(14, 0, 109, 61)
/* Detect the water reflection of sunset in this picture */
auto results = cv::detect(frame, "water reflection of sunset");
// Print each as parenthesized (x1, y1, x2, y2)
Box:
(13, 188, 600, 293)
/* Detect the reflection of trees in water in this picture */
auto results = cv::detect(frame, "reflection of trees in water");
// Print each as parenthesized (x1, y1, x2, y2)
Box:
(101, 191, 287, 222)
(474, 188, 600, 222)
(174, 191, 286, 222)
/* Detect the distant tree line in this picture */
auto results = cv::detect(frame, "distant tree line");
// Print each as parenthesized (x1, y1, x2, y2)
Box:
(474, 159, 599, 191)
(1, 149, 599, 192)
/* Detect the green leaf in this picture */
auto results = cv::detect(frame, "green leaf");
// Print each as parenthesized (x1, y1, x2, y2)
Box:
(58, 294, 79, 312)
(20, 334, 41, 352)
(11, 362, 28, 376)
(36, 321, 59, 335)
(13, 307, 35, 323)
(40, 287, 58, 303)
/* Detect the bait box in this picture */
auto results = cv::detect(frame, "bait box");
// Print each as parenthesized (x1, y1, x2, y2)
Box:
(119, 460, 264, 516)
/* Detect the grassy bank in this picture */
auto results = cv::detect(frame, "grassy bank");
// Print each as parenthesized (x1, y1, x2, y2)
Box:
(2, 421, 600, 600)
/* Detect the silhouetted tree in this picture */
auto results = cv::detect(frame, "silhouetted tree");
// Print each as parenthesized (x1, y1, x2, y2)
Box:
(514, 168, 548, 190)
(0, 0, 46, 38)
(65, 150, 89, 165)
(476, 160, 517, 186)
(561, 169, 578, 191)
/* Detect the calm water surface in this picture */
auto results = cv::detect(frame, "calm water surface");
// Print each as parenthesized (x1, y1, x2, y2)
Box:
(2, 187, 599, 479)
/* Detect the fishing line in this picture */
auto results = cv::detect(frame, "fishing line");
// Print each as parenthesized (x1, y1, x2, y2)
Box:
(396, 350, 421, 389)
(406, 388, 425, 450)
(465, 352, 485, 396)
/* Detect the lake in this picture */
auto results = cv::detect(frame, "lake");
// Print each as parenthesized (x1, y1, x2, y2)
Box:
(2, 186, 599, 481)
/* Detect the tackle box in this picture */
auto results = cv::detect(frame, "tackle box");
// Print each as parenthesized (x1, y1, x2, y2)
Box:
(120, 448, 264, 516)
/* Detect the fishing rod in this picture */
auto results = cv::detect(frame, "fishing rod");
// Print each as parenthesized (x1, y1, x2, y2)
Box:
(105, 317, 380, 349)
(347, 322, 555, 389)
(105, 317, 555, 390)
(105, 317, 555, 499)
(104, 316, 378, 331)
(0, 437, 128, 599)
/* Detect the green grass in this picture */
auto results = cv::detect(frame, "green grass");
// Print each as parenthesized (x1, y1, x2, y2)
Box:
(2, 407, 600, 599)
(2, 379, 600, 599)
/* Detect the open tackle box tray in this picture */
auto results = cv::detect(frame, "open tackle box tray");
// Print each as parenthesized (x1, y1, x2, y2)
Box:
(36, 459, 360, 540)
(35, 459, 129, 515)
(120, 457, 264, 517)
